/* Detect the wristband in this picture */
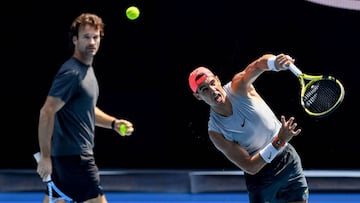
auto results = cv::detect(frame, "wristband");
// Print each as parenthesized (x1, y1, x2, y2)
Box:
(273, 136, 286, 147)
(259, 142, 279, 163)
(111, 119, 116, 130)
(267, 56, 279, 72)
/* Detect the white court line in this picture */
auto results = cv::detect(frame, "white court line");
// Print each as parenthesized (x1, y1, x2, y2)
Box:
(189, 170, 360, 177)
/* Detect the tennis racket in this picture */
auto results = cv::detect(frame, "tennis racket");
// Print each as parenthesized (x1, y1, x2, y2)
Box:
(33, 152, 73, 203)
(285, 63, 345, 117)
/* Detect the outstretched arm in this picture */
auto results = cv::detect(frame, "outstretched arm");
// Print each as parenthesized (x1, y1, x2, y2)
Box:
(95, 107, 134, 136)
(232, 53, 294, 95)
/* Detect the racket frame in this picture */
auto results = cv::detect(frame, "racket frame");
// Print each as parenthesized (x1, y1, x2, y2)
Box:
(286, 63, 345, 117)
(33, 152, 73, 203)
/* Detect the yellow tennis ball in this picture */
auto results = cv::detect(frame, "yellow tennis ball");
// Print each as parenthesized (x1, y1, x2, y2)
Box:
(119, 124, 127, 136)
(126, 6, 140, 20)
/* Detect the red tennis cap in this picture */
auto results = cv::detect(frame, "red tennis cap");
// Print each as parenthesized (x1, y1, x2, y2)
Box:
(188, 67, 214, 93)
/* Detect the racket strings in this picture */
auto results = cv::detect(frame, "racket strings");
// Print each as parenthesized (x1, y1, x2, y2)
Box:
(303, 79, 342, 114)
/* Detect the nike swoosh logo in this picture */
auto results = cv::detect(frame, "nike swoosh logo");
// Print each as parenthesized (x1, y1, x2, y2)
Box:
(241, 119, 246, 127)
(267, 152, 272, 160)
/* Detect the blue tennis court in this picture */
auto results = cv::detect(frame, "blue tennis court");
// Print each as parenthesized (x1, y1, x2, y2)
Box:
(1, 192, 360, 203)
(1, 170, 360, 202)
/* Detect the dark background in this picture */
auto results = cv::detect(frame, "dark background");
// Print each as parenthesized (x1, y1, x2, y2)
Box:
(2, 0, 359, 170)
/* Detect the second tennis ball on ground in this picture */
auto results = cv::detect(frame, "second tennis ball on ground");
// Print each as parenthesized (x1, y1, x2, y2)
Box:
(119, 124, 127, 136)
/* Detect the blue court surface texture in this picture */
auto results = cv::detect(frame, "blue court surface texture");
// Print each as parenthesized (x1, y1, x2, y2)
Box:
(1, 192, 360, 203)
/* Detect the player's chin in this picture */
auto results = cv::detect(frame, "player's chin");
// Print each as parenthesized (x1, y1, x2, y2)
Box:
(88, 50, 98, 56)
(86, 48, 98, 55)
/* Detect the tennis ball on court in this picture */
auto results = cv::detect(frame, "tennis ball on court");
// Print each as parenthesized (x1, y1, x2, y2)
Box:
(126, 6, 140, 20)
(119, 124, 127, 136)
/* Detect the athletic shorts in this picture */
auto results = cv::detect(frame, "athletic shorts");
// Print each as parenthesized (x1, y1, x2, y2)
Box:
(48, 154, 105, 202)
(244, 144, 309, 203)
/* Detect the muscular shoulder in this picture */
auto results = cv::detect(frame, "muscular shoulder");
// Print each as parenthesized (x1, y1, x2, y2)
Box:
(230, 55, 271, 95)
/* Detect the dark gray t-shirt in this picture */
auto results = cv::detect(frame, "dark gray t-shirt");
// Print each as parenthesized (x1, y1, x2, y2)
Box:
(48, 57, 99, 156)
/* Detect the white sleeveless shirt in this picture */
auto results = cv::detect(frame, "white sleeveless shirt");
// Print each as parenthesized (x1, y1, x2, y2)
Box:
(208, 82, 281, 156)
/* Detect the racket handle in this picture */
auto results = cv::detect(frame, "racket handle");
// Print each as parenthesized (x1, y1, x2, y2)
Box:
(33, 152, 52, 182)
(284, 63, 303, 77)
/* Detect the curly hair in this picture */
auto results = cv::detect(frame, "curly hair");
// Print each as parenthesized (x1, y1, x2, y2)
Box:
(69, 13, 105, 39)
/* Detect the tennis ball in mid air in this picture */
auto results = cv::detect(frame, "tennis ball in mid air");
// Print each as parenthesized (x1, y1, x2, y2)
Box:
(126, 6, 140, 20)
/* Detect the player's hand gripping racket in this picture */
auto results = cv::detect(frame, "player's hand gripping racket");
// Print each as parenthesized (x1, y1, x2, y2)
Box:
(285, 63, 345, 117)
(33, 152, 73, 203)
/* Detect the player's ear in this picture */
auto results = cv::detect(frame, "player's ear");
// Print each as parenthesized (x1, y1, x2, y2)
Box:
(72, 36, 77, 45)
(193, 92, 202, 100)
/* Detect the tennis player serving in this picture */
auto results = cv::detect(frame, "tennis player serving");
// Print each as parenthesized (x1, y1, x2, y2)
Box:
(188, 53, 309, 203)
